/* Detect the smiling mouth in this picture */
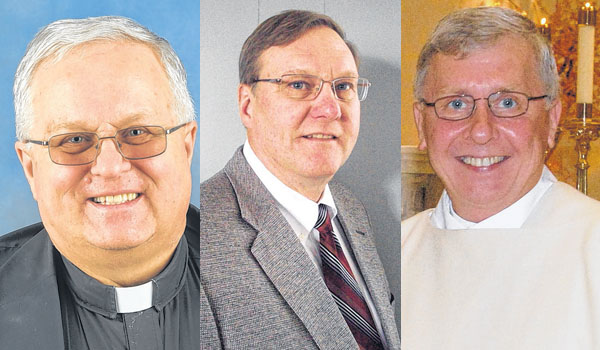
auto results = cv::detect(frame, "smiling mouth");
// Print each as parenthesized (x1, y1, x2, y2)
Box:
(91, 193, 140, 205)
(303, 134, 336, 139)
(460, 156, 506, 167)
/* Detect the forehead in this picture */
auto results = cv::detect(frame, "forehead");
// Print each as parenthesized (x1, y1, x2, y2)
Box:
(424, 36, 541, 96)
(257, 26, 357, 77)
(30, 40, 174, 133)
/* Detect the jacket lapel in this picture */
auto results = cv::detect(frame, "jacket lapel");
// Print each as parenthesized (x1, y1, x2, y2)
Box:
(225, 148, 358, 350)
(335, 199, 398, 348)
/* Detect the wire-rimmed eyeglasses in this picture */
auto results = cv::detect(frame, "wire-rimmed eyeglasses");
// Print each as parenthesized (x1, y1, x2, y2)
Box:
(421, 91, 548, 121)
(25, 123, 188, 166)
(252, 74, 371, 101)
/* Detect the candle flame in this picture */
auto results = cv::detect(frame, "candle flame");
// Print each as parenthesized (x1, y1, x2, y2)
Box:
(541, 18, 547, 25)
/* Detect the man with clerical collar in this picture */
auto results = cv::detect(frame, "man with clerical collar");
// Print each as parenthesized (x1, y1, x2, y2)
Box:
(200, 10, 400, 350)
(0, 16, 198, 349)
(401, 6, 600, 349)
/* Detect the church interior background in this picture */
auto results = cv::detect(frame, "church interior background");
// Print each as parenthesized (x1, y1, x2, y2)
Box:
(401, 0, 600, 218)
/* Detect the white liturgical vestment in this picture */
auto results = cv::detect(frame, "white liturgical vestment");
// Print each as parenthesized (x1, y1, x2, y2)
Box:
(401, 182, 600, 350)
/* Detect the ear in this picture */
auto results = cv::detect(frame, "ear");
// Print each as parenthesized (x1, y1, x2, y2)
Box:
(238, 83, 254, 129)
(183, 120, 197, 166)
(15, 141, 38, 200)
(546, 98, 562, 149)
(413, 102, 428, 151)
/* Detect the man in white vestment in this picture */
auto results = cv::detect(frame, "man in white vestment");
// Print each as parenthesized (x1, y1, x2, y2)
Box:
(401, 6, 600, 350)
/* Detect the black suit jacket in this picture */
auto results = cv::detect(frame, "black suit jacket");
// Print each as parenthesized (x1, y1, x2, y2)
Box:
(0, 205, 199, 349)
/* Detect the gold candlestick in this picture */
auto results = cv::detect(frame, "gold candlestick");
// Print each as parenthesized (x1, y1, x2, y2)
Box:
(564, 3, 598, 194)
(539, 18, 551, 40)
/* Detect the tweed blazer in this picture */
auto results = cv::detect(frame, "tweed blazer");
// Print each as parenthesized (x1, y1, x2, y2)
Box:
(200, 147, 400, 350)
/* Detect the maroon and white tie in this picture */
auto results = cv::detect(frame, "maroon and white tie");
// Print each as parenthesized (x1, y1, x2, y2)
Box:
(315, 204, 384, 350)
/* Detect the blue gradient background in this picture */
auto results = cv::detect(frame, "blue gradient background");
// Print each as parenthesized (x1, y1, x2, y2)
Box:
(0, 0, 199, 235)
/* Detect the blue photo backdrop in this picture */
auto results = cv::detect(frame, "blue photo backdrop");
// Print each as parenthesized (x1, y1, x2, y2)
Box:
(0, 0, 199, 235)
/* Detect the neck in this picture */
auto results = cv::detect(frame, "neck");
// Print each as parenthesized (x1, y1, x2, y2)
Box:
(288, 179, 327, 202)
(55, 237, 180, 287)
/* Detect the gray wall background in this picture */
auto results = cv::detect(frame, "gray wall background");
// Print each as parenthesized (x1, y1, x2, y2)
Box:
(200, 0, 402, 329)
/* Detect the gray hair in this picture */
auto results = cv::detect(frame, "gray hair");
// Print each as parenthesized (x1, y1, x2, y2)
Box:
(414, 6, 559, 106)
(14, 16, 195, 141)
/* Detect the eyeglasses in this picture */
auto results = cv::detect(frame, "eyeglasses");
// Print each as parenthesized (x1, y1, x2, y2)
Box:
(25, 123, 188, 166)
(252, 74, 371, 101)
(421, 91, 548, 121)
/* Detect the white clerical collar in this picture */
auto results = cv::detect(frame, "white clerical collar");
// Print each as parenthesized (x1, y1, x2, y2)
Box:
(114, 281, 153, 313)
(431, 165, 557, 229)
(243, 140, 337, 233)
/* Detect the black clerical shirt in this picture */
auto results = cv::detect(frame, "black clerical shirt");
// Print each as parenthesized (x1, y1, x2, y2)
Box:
(59, 233, 198, 350)
(0, 205, 200, 350)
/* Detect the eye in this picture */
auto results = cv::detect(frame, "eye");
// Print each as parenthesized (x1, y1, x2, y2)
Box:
(128, 128, 147, 136)
(446, 98, 469, 110)
(287, 80, 312, 90)
(498, 97, 518, 109)
(58, 133, 94, 146)
(67, 135, 85, 143)
(51, 133, 96, 154)
(335, 81, 354, 91)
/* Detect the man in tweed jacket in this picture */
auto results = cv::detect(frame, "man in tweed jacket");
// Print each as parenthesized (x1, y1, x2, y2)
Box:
(200, 10, 400, 350)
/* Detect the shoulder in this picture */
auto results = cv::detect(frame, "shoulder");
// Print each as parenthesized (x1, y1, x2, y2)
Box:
(329, 181, 366, 215)
(551, 182, 600, 211)
(401, 209, 434, 244)
(526, 182, 600, 227)
(0, 222, 45, 267)
(200, 169, 241, 223)
(185, 204, 199, 259)
(201, 169, 235, 202)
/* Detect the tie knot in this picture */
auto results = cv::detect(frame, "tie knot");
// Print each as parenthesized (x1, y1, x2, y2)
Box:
(314, 204, 332, 233)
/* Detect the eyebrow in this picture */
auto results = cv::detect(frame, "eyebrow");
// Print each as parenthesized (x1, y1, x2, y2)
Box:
(45, 113, 154, 134)
(280, 69, 359, 78)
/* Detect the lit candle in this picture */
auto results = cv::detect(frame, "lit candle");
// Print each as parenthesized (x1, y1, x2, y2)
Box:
(539, 17, 550, 39)
(577, 3, 596, 104)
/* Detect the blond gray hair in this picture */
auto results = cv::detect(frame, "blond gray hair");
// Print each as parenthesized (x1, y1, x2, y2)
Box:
(14, 16, 195, 141)
(414, 7, 559, 105)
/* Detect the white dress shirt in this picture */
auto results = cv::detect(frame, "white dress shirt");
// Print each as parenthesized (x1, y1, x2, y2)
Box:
(431, 166, 557, 229)
(243, 140, 388, 348)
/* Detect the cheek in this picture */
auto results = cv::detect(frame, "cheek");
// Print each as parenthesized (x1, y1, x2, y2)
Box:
(140, 150, 192, 202)
(500, 119, 545, 150)
(426, 121, 463, 151)
(34, 163, 86, 202)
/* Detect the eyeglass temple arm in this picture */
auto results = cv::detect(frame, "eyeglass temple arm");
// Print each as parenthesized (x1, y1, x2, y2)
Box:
(165, 122, 189, 135)
(251, 78, 282, 84)
(25, 139, 48, 146)
(420, 99, 436, 107)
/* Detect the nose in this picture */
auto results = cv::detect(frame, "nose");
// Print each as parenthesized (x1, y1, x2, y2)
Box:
(89, 137, 131, 177)
(310, 82, 342, 119)
(467, 99, 497, 145)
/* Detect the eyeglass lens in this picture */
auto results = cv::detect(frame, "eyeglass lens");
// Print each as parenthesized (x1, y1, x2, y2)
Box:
(434, 92, 532, 120)
(279, 74, 370, 101)
(48, 126, 167, 165)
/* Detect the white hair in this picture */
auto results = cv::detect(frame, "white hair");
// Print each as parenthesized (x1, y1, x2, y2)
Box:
(14, 15, 195, 141)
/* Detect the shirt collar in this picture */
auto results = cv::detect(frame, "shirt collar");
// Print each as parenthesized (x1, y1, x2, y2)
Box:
(60, 234, 189, 317)
(243, 140, 337, 232)
(431, 165, 557, 229)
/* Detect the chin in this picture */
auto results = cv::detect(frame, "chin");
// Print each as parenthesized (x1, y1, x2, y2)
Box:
(83, 226, 154, 251)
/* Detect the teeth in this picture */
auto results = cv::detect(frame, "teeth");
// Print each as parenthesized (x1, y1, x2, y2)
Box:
(305, 134, 334, 139)
(461, 156, 505, 167)
(92, 193, 139, 205)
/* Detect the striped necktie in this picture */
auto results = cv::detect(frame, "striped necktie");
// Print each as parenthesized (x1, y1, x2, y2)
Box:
(315, 204, 384, 350)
